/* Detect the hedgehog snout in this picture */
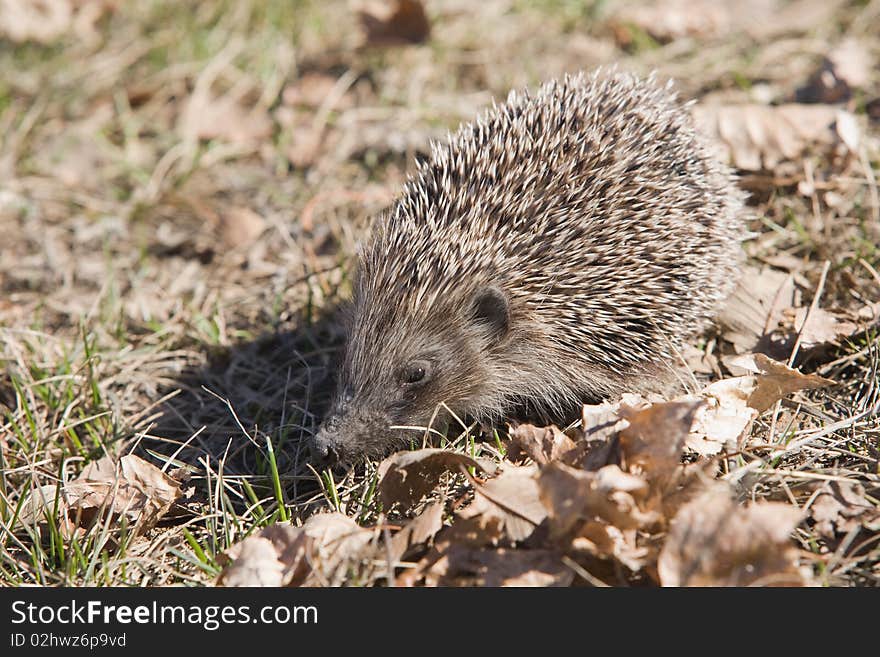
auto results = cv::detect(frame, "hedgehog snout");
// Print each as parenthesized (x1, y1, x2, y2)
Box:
(310, 416, 344, 466)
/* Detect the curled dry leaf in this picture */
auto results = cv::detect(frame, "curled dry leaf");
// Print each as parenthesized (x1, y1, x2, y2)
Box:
(538, 462, 659, 538)
(388, 500, 445, 563)
(692, 103, 859, 172)
(658, 485, 810, 586)
(506, 423, 575, 465)
(617, 401, 716, 520)
(217, 524, 308, 587)
(686, 354, 833, 455)
(217, 513, 373, 587)
(377, 448, 491, 510)
(810, 481, 880, 539)
(582, 401, 631, 442)
(538, 462, 657, 573)
(572, 523, 650, 573)
(570, 401, 634, 470)
(686, 378, 758, 456)
(356, 0, 430, 47)
(619, 401, 701, 478)
(459, 464, 547, 543)
(20, 454, 181, 536)
(726, 352, 834, 412)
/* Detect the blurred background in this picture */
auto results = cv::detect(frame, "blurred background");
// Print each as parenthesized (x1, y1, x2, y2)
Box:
(2, 1, 877, 344)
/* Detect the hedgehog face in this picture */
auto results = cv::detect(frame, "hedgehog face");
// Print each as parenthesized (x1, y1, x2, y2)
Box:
(310, 286, 510, 466)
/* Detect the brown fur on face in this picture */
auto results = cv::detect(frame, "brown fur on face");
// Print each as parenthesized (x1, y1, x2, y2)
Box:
(310, 70, 745, 465)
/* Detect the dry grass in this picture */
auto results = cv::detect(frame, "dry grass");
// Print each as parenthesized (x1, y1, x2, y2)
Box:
(0, 0, 878, 586)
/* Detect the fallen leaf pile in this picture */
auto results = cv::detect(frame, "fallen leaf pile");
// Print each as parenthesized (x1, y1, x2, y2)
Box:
(217, 354, 839, 587)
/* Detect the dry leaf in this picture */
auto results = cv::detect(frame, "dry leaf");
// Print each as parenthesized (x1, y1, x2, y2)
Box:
(582, 401, 630, 442)
(276, 72, 358, 167)
(750, 0, 847, 39)
(784, 306, 857, 350)
(830, 40, 874, 89)
(19, 454, 181, 536)
(377, 448, 489, 510)
(506, 424, 576, 465)
(727, 353, 834, 412)
(810, 481, 880, 539)
(609, 0, 842, 45)
(692, 104, 859, 172)
(619, 401, 701, 478)
(686, 378, 758, 455)
(356, 0, 430, 46)
(217, 513, 372, 587)
(218, 536, 287, 586)
(301, 513, 373, 582)
(686, 354, 832, 454)
(286, 125, 325, 170)
(658, 485, 810, 586)
(460, 465, 547, 543)
(389, 500, 445, 563)
(720, 266, 866, 357)
(539, 462, 659, 538)
(682, 342, 719, 376)
(32, 103, 118, 191)
(425, 546, 572, 587)
(571, 522, 650, 572)
(719, 265, 797, 355)
(217, 526, 307, 587)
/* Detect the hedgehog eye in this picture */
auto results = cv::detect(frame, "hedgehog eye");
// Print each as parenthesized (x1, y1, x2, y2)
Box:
(400, 360, 431, 386)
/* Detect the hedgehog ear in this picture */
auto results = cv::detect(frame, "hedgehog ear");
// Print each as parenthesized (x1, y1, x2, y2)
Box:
(470, 286, 510, 342)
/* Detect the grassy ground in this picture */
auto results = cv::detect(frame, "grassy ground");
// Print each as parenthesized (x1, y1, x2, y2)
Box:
(1, 0, 878, 586)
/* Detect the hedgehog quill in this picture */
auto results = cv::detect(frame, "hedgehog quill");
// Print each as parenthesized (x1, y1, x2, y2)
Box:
(311, 70, 746, 465)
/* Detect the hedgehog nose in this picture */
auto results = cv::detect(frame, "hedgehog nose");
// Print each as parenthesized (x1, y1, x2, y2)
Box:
(310, 421, 343, 466)
(310, 439, 340, 467)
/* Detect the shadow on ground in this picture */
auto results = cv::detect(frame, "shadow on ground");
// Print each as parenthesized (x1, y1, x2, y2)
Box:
(143, 304, 348, 506)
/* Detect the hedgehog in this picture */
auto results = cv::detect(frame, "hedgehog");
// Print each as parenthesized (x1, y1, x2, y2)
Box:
(310, 70, 745, 465)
